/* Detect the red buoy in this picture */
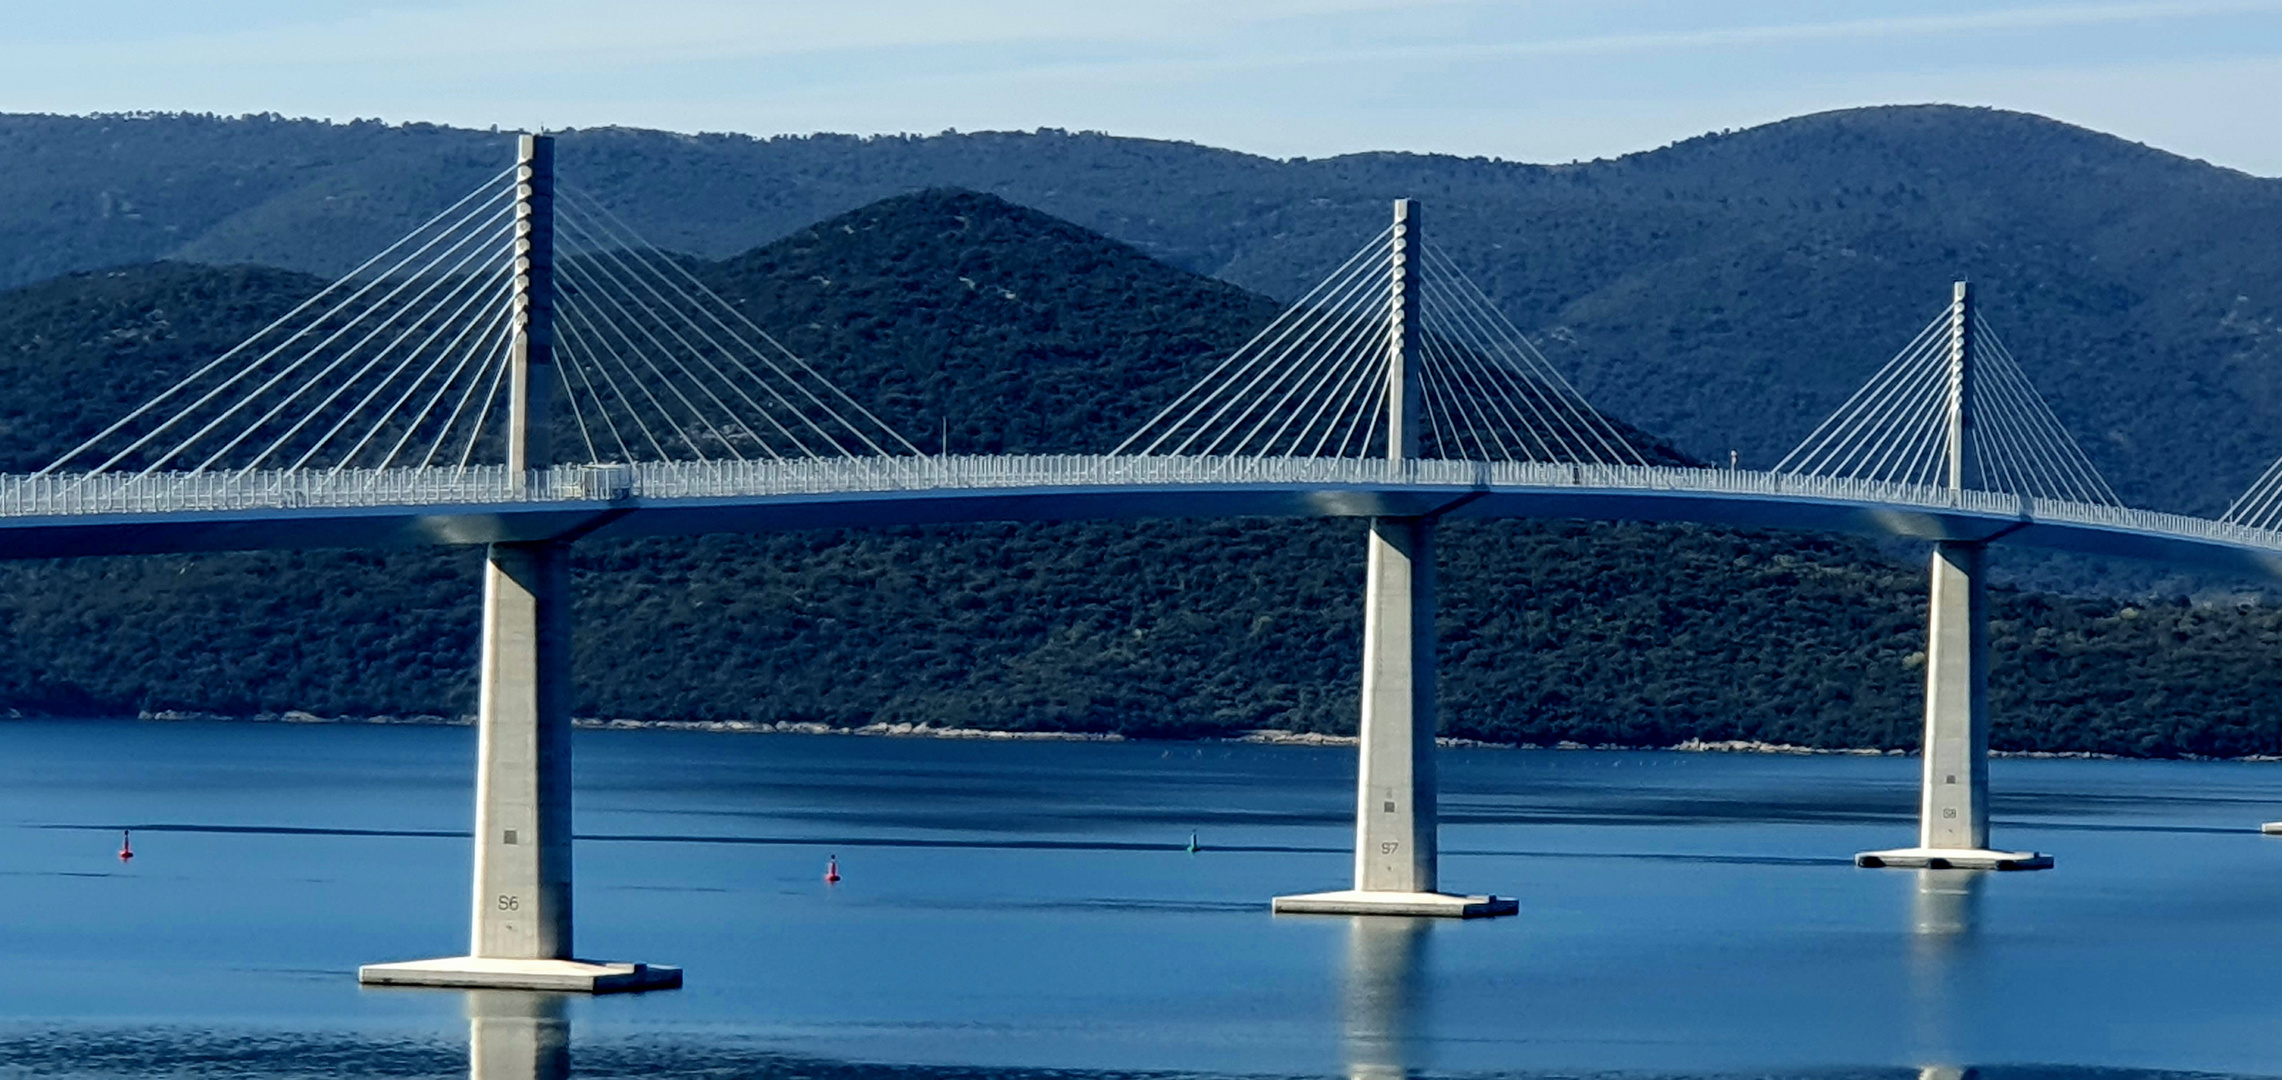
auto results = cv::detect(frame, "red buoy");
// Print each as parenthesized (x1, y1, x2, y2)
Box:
(117, 830, 134, 862)
(824, 855, 840, 884)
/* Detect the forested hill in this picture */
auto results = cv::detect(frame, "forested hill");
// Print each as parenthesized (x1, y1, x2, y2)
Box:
(0, 190, 2280, 756)
(3, 106, 2281, 517)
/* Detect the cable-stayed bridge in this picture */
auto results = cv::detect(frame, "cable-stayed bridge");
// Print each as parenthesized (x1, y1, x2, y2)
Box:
(20, 136, 2282, 992)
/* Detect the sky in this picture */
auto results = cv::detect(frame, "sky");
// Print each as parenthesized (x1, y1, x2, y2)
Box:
(5, 0, 2282, 175)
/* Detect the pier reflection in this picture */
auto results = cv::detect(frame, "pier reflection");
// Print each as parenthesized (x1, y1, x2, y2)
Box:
(465, 991, 570, 1080)
(1340, 916, 1429, 1080)
(1910, 869, 1985, 1080)
(1911, 868, 1984, 940)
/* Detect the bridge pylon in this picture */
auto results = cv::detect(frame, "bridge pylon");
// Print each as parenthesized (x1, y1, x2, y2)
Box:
(1857, 283, 2051, 873)
(361, 135, 682, 992)
(1273, 200, 1516, 919)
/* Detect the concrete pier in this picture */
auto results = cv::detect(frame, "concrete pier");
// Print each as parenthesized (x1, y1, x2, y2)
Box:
(1356, 516, 1437, 894)
(1274, 199, 1515, 919)
(1856, 541, 2049, 871)
(360, 133, 678, 992)
(470, 543, 579, 954)
(360, 542, 680, 991)
(473, 540, 576, 960)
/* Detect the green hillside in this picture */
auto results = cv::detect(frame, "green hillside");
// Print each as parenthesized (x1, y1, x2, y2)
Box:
(0, 191, 2278, 756)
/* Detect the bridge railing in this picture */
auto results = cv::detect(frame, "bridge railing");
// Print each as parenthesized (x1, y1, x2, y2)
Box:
(2026, 497, 2282, 551)
(3, 455, 2277, 557)
(0, 465, 529, 517)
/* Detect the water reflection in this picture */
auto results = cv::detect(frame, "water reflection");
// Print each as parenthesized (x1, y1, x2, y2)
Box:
(466, 991, 570, 1080)
(1341, 917, 1429, 1080)
(1911, 870, 1985, 1080)
(1911, 868, 1983, 940)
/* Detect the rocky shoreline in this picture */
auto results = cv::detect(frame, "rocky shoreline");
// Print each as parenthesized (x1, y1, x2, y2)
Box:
(106, 709, 2282, 761)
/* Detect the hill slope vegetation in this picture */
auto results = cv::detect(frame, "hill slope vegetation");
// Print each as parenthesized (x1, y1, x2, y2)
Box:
(0, 192, 2278, 756)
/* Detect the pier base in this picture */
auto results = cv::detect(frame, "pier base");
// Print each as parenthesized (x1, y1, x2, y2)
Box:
(360, 957, 682, 993)
(1855, 847, 2052, 871)
(1272, 890, 1517, 919)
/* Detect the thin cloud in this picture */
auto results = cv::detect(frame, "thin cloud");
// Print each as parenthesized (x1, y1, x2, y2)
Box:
(1012, 0, 2282, 76)
(0, 0, 1444, 69)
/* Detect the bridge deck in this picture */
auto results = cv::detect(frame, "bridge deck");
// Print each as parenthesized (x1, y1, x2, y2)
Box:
(0, 457, 2275, 578)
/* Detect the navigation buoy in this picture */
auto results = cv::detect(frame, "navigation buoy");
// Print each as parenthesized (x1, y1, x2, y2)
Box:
(117, 830, 134, 862)
(1187, 831, 1199, 854)
(824, 855, 840, 884)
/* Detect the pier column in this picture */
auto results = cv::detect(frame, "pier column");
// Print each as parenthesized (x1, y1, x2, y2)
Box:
(361, 538, 679, 989)
(1856, 540, 2047, 869)
(360, 134, 680, 990)
(1858, 282, 2047, 872)
(1355, 516, 1438, 893)
(472, 541, 576, 959)
(1919, 541, 1989, 852)
(1274, 198, 1514, 918)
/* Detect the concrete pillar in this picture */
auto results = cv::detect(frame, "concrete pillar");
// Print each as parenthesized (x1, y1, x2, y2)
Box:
(1919, 541, 1989, 852)
(1355, 516, 1438, 893)
(472, 540, 576, 959)
(1855, 540, 2049, 870)
(363, 533, 675, 987)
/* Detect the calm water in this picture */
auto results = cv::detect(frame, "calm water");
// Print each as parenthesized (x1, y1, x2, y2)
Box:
(1, 718, 2281, 1078)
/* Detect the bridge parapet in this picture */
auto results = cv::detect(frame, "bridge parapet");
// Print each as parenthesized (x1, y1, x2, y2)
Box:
(6, 457, 2280, 572)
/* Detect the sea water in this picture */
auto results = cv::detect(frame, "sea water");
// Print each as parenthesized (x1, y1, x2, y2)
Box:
(0, 718, 2278, 1078)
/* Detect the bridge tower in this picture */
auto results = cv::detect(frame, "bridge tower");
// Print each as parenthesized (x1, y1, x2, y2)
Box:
(1273, 200, 1517, 918)
(1858, 281, 2051, 872)
(361, 135, 682, 991)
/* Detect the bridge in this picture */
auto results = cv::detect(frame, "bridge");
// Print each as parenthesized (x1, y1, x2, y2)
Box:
(19, 134, 2282, 991)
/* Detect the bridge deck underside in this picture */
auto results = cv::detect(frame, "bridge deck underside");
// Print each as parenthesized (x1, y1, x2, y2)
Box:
(9, 481, 2282, 581)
